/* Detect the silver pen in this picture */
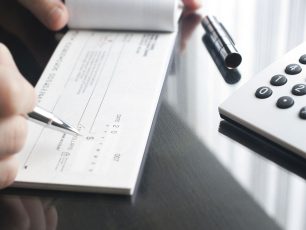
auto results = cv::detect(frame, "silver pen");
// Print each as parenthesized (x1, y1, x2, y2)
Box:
(27, 106, 80, 136)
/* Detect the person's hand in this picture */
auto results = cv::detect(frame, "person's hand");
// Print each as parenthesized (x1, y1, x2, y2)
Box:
(0, 44, 36, 189)
(18, 0, 69, 31)
(18, 0, 201, 31)
(183, 0, 202, 10)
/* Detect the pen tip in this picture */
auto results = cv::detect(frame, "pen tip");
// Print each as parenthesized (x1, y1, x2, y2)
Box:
(68, 125, 82, 136)
(51, 118, 81, 136)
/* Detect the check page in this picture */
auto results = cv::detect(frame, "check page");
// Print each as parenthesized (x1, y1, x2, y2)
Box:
(14, 30, 176, 194)
(67, 0, 178, 31)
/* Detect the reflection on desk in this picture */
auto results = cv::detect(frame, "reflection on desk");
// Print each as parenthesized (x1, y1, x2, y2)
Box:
(219, 120, 306, 180)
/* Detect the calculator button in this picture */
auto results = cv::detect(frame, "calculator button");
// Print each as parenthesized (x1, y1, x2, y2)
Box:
(299, 107, 306, 119)
(299, 54, 306, 64)
(292, 84, 306, 96)
(270, 75, 287, 86)
(285, 64, 302, 75)
(255, 86, 272, 99)
(276, 96, 294, 109)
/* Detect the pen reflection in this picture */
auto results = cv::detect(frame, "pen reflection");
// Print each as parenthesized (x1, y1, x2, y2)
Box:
(202, 34, 241, 84)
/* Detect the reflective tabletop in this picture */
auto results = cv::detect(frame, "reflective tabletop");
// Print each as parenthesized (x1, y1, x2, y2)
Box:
(0, 0, 306, 229)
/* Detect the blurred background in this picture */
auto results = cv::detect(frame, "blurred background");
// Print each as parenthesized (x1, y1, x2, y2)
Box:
(164, 0, 306, 229)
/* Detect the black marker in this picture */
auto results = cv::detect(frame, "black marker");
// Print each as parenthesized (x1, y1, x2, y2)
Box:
(201, 15, 242, 69)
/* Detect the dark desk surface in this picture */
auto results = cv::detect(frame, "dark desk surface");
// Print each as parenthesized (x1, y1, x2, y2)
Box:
(1, 0, 306, 229)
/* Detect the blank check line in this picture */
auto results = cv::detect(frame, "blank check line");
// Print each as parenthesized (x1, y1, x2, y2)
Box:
(64, 33, 92, 88)
(77, 39, 115, 127)
(23, 129, 45, 169)
(24, 96, 63, 168)
(89, 41, 126, 132)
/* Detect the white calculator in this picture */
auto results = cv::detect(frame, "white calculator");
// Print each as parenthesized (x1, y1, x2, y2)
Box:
(219, 42, 306, 158)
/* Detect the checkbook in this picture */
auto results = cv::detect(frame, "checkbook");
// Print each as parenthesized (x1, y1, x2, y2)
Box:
(13, 30, 177, 194)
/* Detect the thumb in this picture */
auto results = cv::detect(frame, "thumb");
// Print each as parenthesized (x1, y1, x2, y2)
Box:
(0, 43, 36, 116)
(18, 0, 69, 31)
(0, 43, 19, 70)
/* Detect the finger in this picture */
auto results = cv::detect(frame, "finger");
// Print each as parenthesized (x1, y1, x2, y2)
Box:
(0, 115, 28, 156)
(0, 44, 36, 117)
(0, 196, 30, 229)
(41, 199, 58, 230)
(0, 155, 19, 189)
(182, 0, 202, 10)
(0, 43, 18, 70)
(18, 0, 69, 31)
(22, 198, 48, 230)
(45, 206, 58, 230)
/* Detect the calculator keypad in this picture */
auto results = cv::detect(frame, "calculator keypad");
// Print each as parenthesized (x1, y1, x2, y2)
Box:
(299, 54, 306, 64)
(255, 87, 272, 99)
(276, 96, 294, 109)
(292, 84, 306, 96)
(285, 64, 302, 75)
(299, 107, 306, 119)
(270, 75, 287, 86)
(255, 54, 306, 118)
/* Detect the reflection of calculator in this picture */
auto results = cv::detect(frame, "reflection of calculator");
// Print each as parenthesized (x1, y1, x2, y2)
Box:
(219, 42, 306, 157)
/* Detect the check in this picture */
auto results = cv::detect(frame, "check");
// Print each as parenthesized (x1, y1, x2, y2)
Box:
(14, 30, 176, 194)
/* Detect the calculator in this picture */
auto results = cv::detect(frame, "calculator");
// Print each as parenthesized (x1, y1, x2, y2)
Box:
(219, 42, 306, 157)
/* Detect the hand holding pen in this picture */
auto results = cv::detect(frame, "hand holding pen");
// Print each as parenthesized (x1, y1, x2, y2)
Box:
(0, 43, 79, 191)
(0, 43, 36, 189)
(0, 0, 202, 190)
